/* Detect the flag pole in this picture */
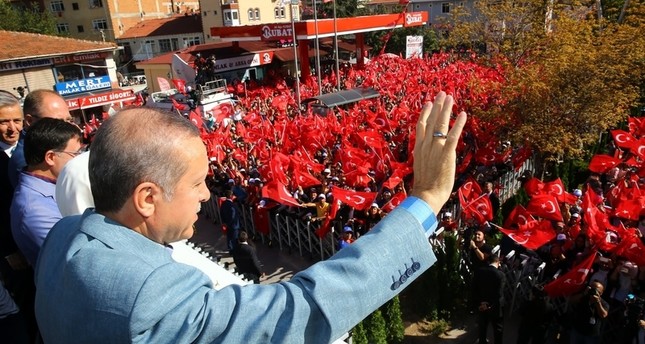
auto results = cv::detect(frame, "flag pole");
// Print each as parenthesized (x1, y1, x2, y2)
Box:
(313, 0, 322, 96)
(289, 0, 301, 106)
(332, 0, 340, 91)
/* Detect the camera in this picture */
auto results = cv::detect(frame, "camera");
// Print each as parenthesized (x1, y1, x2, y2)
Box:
(586, 286, 600, 297)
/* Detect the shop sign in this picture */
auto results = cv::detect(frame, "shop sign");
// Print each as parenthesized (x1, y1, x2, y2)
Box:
(66, 89, 135, 110)
(261, 24, 294, 41)
(404, 12, 425, 27)
(0, 58, 53, 72)
(55, 75, 112, 96)
(53, 52, 108, 65)
(212, 52, 274, 72)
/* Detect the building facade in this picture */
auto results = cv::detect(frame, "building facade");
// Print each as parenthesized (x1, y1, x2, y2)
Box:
(116, 14, 204, 64)
(201, 0, 297, 42)
(0, 30, 136, 120)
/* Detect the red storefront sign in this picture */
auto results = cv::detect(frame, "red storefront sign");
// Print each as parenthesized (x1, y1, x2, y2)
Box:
(67, 89, 135, 110)
(53, 52, 108, 65)
(260, 24, 294, 41)
(404, 12, 427, 27)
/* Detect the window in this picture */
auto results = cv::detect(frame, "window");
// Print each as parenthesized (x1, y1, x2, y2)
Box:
(442, 2, 450, 13)
(50, 0, 65, 12)
(77, 25, 84, 33)
(183, 37, 201, 47)
(248, 8, 260, 21)
(56, 61, 108, 84)
(159, 39, 172, 53)
(57, 23, 69, 34)
(171, 38, 179, 50)
(89, 0, 103, 8)
(92, 19, 108, 31)
(274, 6, 285, 18)
(144, 40, 156, 55)
(72, 2, 79, 10)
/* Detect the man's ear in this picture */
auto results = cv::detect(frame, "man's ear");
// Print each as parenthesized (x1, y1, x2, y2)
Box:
(43, 150, 57, 168)
(133, 182, 159, 218)
(24, 114, 37, 127)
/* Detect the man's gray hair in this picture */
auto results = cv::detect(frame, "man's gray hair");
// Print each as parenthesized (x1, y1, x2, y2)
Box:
(89, 108, 200, 213)
(0, 90, 20, 109)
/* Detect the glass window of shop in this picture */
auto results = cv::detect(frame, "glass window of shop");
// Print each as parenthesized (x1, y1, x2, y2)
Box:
(55, 61, 108, 83)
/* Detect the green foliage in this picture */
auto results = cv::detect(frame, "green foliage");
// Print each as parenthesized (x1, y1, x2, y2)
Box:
(366, 26, 439, 57)
(365, 309, 388, 344)
(0, 0, 58, 35)
(351, 321, 368, 344)
(382, 296, 405, 344)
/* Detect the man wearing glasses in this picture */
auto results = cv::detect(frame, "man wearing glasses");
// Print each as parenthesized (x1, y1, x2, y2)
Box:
(10, 118, 82, 267)
(8, 89, 73, 188)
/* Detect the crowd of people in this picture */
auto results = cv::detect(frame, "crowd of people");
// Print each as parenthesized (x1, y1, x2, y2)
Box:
(1, 50, 644, 343)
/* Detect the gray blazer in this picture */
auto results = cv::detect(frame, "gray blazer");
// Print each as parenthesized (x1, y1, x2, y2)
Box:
(35, 206, 436, 343)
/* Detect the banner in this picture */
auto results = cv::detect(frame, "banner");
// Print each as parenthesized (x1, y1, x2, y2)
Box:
(405, 35, 423, 59)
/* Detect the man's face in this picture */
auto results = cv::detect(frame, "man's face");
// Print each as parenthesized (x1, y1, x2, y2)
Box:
(0, 104, 24, 146)
(152, 137, 211, 244)
(26, 94, 73, 125)
(51, 137, 83, 178)
(474, 231, 484, 242)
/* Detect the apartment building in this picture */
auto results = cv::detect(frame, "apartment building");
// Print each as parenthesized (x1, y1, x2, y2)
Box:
(201, 0, 298, 42)
(46, 0, 199, 42)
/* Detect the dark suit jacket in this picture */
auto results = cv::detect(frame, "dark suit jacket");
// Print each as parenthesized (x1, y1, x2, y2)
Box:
(0, 151, 18, 257)
(473, 264, 506, 316)
(232, 242, 262, 277)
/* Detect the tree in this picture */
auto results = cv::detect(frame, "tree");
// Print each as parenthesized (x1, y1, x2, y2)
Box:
(0, 0, 58, 35)
(365, 309, 388, 344)
(382, 296, 405, 344)
(366, 26, 440, 57)
(440, 0, 645, 162)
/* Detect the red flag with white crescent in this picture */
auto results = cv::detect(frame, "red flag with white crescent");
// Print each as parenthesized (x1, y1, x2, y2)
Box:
(526, 194, 563, 222)
(498, 222, 555, 250)
(382, 192, 407, 213)
(331, 187, 377, 211)
(544, 251, 597, 297)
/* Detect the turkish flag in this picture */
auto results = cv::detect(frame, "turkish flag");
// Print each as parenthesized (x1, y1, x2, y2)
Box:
(293, 168, 322, 189)
(315, 199, 342, 238)
(170, 96, 188, 112)
(628, 116, 645, 136)
(188, 110, 203, 130)
(588, 154, 622, 174)
(382, 192, 407, 213)
(261, 181, 300, 207)
(526, 194, 563, 222)
(613, 198, 645, 221)
(616, 234, 645, 266)
(355, 130, 386, 149)
(499, 222, 555, 250)
(511, 146, 533, 171)
(611, 129, 636, 149)
(544, 178, 578, 204)
(544, 251, 597, 297)
(331, 187, 377, 211)
(171, 79, 187, 94)
(524, 177, 545, 196)
(504, 205, 534, 229)
(462, 195, 494, 224)
(382, 170, 404, 191)
(457, 176, 482, 205)
(253, 204, 272, 235)
(630, 138, 645, 158)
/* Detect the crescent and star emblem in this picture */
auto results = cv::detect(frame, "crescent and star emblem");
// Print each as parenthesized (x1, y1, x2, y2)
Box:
(541, 201, 557, 214)
(508, 232, 530, 245)
(564, 269, 590, 285)
(549, 184, 563, 195)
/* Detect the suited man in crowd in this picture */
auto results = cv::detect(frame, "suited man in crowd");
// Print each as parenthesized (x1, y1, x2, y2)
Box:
(473, 253, 506, 344)
(34, 91, 466, 343)
(232, 231, 264, 283)
(220, 189, 242, 253)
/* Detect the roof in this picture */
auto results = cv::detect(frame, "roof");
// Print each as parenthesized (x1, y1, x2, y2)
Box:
(0, 30, 117, 62)
(137, 41, 280, 66)
(118, 14, 203, 39)
(302, 87, 380, 108)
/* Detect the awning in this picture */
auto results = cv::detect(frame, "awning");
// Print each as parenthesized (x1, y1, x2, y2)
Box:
(66, 89, 136, 110)
(273, 47, 329, 62)
(301, 87, 380, 108)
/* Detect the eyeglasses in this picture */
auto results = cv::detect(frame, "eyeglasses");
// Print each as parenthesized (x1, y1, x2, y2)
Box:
(54, 146, 87, 158)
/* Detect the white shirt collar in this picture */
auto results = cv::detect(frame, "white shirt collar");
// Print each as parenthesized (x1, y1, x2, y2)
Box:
(0, 141, 16, 157)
